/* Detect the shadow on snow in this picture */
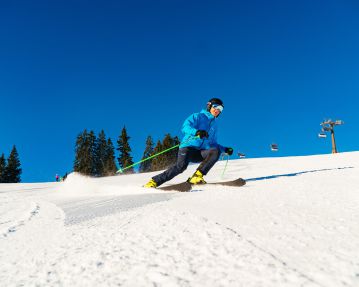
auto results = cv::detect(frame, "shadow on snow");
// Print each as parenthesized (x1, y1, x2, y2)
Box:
(245, 166, 354, 182)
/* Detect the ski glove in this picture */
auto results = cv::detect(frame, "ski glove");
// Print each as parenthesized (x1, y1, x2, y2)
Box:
(195, 130, 209, 139)
(225, 147, 233, 155)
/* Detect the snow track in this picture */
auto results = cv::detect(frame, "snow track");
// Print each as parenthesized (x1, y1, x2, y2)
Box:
(0, 199, 65, 286)
(1, 152, 359, 286)
(61, 193, 177, 225)
(21, 203, 317, 286)
(0, 195, 40, 237)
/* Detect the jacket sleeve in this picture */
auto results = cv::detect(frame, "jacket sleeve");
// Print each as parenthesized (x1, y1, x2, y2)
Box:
(181, 113, 199, 136)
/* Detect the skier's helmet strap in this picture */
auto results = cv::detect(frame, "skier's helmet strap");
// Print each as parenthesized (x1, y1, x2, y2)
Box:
(207, 98, 224, 111)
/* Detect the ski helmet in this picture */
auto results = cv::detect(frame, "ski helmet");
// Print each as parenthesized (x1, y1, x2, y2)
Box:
(207, 98, 224, 111)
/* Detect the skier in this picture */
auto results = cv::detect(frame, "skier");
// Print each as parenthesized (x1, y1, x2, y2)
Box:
(55, 174, 59, 182)
(144, 98, 233, 188)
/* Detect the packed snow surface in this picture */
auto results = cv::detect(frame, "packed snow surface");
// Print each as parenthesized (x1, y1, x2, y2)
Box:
(1, 152, 359, 286)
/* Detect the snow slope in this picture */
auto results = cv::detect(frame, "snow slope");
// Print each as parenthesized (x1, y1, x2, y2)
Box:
(1, 152, 359, 286)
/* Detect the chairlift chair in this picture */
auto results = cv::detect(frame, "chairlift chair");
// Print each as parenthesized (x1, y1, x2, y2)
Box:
(238, 152, 246, 158)
(270, 143, 278, 151)
(318, 132, 327, 138)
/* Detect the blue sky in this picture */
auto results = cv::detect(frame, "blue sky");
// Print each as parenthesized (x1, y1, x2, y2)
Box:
(1, 0, 358, 182)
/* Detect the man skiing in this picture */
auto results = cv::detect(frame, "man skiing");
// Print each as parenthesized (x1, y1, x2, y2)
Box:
(144, 98, 233, 188)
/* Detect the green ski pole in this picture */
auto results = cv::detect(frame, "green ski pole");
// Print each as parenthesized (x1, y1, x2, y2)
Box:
(221, 153, 230, 179)
(117, 144, 179, 174)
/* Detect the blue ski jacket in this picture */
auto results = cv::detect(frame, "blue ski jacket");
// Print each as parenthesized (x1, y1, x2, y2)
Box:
(179, 109, 226, 152)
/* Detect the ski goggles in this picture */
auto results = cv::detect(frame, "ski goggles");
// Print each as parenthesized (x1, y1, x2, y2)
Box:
(212, 104, 224, 112)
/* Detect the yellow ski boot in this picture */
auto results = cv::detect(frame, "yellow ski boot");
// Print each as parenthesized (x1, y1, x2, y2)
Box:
(187, 170, 207, 184)
(143, 179, 158, 188)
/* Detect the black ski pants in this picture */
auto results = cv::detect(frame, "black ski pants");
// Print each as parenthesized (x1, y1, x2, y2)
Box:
(153, 147, 220, 186)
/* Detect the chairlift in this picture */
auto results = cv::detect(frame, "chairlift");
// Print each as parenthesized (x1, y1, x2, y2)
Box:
(238, 152, 246, 158)
(335, 120, 344, 125)
(318, 132, 327, 138)
(270, 143, 279, 151)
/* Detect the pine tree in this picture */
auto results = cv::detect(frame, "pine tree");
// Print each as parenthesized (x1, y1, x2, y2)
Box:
(139, 135, 154, 173)
(162, 134, 180, 168)
(0, 153, 6, 183)
(151, 140, 165, 171)
(150, 134, 180, 172)
(4, 146, 22, 183)
(88, 130, 97, 175)
(103, 138, 117, 176)
(117, 126, 134, 174)
(170, 135, 180, 164)
(74, 129, 97, 176)
(74, 130, 85, 173)
(94, 130, 108, 176)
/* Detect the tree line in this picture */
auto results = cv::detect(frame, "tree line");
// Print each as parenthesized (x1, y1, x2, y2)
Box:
(0, 145, 22, 183)
(74, 127, 180, 176)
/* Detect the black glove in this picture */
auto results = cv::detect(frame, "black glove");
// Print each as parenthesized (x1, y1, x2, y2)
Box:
(225, 147, 233, 155)
(195, 130, 209, 139)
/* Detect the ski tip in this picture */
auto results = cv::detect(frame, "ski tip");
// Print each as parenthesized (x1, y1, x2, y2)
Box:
(158, 181, 192, 192)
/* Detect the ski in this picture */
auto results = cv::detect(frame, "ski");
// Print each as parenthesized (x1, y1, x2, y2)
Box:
(158, 181, 192, 192)
(204, 177, 246, 187)
(154, 178, 245, 192)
